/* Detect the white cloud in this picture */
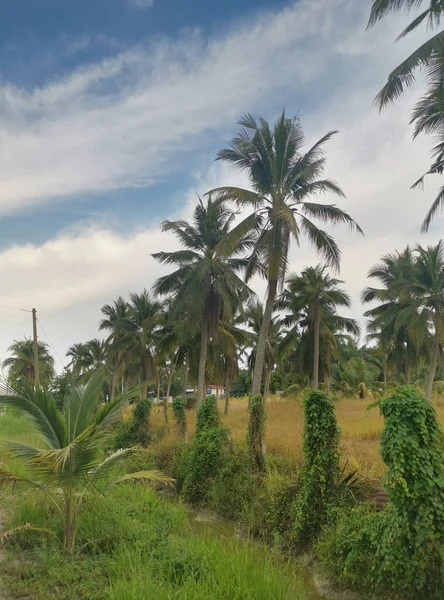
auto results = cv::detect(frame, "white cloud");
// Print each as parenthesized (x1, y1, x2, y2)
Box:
(0, 0, 429, 215)
(128, 0, 154, 7)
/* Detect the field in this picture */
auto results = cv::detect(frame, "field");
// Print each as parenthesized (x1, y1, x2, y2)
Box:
(150, 394, 444, 480)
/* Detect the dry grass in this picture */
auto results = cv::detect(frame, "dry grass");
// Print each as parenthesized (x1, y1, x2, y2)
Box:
(148, 394, 444, 481)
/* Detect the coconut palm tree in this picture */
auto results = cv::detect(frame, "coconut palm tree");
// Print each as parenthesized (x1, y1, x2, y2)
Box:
(211, 112, 362, 398)
(66, 339, 108, 382)
(0, 372, 171, 554)
(99, 296, 130, 399)
(282, 264, 354, 389)
(152, 196, 253, 407)
(410, 241, 444, 400)
(4, 339, 55, 386)
(362, 247, 429, 385)
(368, 0, 444, 230)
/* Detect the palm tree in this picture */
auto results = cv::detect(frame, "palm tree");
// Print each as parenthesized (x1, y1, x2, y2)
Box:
(4, 339, 55, 386)
(410, 241, 444, 400)
(282, 264, 354, 389)
(211, 112, 362, 397)
(99, 296, 129, 399)
(66, 339, 108, 382)
(362, 247, 429, 386)
(152, 196, 253, 407)
(368, 0, 444, 230)
(0, 372, 171, 554)
(247, 301, 283, 400)
(117, 290, 163, 400)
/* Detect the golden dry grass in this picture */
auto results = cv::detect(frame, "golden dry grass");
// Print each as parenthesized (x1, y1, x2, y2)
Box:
(147, 394, 444, 481)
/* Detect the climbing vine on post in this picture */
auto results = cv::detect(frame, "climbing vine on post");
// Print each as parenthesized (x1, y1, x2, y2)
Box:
(247, 394, 266, 473)
(195, 395, 219, 433)
(113, 398, 152, 449)
(294, 390, 340, 547)
(172, 397, 188, 441)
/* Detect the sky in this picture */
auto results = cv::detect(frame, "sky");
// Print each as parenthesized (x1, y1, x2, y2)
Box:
(0, 0, 441, 373)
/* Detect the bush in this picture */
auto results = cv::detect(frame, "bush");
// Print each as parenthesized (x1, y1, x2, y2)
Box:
(172, 398, 188, 440)
(180, 427, 229, 504)
(282, 384, 301, 399)
(195, 395, 219, 432)
(432, 380, 444, 395)
(320, 386, 444, 599)
(113, 398, 152, 449)
(292, 390, 341, 549)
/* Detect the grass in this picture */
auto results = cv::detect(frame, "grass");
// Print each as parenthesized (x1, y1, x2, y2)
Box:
(0, 411, 314, 600)
(149, 393, 444, 480)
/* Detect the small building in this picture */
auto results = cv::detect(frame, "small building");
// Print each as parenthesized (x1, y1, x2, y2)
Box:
(206, 385, 225, 396)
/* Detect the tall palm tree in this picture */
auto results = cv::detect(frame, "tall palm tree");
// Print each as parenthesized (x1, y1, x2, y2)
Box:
(282, 264, 354, 389)
(152, 196, 253, 407)
(410, 241, 444, 399)
(362, 247, 429, 386)
(247, 301, 283, 400)
(66, 339, 108, 382)
(99, 296, 129, 399)
(120, 290, 163, 400)
(368, 0, 444, 230)
(211, 112, 362, 397)
(4, 339, 55, 386)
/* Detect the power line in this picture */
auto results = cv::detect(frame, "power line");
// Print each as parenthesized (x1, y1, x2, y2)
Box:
(36, 317, 67, 372)
(0, 303, 32, 313)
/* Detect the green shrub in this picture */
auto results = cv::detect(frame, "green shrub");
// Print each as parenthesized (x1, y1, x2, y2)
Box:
(247, 394, 266, 473)
(292, 390, 341, 549)
(172, 397, 188, 440)
(114, 398, 152, 449)
(180, 426, 229, 504)
(432, 380, 444, 395)
(195, 395, 219, 432)
(320, 386, 444, 599)
(282, 384, 301, 399)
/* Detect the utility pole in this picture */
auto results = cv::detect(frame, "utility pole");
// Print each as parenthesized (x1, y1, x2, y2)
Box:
(32, 308, 40, 387)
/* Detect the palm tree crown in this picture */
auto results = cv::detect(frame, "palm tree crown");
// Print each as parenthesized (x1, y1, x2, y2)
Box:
(152, 196, 253, 405)
(4, 339, 55, 386)
(211, 112, 362, 397)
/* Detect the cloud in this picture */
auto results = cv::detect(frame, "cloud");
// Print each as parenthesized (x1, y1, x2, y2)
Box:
(128, 0, 154, 7)
(0, 0, 429, 215)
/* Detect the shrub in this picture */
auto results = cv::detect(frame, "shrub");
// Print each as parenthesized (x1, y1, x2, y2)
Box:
(195, 395, 219, 432)
(320, 386, 444, 599)
(172, 398, 188, 441)
(292, 390, 341, 549)
(180, 427, 229, 504)
(432, 380, 444, 395)
(114, 398, 152, 449)
(282, 384, 301, 399)
(247, 394, 266, 473)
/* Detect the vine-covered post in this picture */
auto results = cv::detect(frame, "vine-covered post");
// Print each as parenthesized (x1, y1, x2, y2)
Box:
(294, 390, 340, 546)
(172, 397, 188, 442)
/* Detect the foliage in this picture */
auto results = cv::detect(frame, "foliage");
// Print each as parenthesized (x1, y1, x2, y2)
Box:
(282, 383, 302, 399)
(4, 338, 55, 386)
(172, 397, 187, 439)
(321, 386, 444, 599)
(247, 394, 266, 473)
(114, 398, 152, 449)
(195, 395, 219, 433)
(180, 426, 229, 504)
(0, 373, 171, 553)
(292, 390, 341, 548)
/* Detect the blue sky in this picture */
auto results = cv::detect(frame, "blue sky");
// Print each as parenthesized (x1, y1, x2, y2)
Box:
(0, 0, 441, 368)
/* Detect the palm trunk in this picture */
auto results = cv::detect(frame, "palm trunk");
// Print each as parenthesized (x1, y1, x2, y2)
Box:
(197, 318, 209, 408)
(156, 374, 161, 404)
(251, 279, 278, 396)
(224, 364, 230, 416)
(426, 335, 439, 401)
(383, 357, 388, 385)
(182, 353, 189, 398)
(64, 489, 76, 555)
(312, 309, 320, 390)
(405, 355, 411, 385)
(141, 355, 148, 400)
(263, 365, 271, 400)
(325, 374, 330, 395)
(164, 367, 173, 425)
